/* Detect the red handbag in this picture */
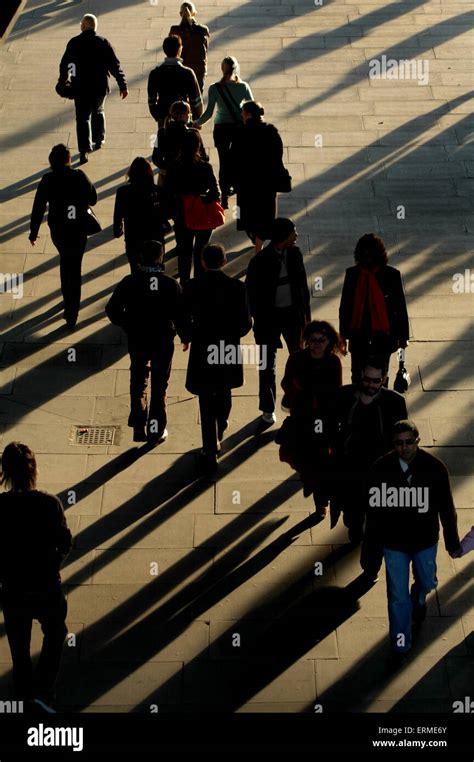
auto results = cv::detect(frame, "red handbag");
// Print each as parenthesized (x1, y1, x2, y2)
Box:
(182, 195, 225, 231)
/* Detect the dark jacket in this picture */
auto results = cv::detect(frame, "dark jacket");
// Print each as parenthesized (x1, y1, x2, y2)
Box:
(0, 491, 72, 592)
(29, 167, 97, 241)
(169, 21, 209, 84)
(59, 29, 127, 95)
(106, 269, 184, 344)
(230, 121, 284, 194)
(245, 243, 311, 346)
(366, 448, 460, 554)
(336, 384, 408, 468)
(113, 183, 165, 250)
(182, 270, 252, 394)
(148, 60, 203, 122)
(153, 121, 208, 170)
(164, 159, 220, 225)
(281, 349, 342, 420)
(339, 264, 409, 349)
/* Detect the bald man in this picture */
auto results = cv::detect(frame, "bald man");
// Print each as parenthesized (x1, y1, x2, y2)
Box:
(58, 14, 128, 164)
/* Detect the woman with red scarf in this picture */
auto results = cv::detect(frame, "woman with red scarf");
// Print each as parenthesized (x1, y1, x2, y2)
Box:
(339, 234, 409, 384)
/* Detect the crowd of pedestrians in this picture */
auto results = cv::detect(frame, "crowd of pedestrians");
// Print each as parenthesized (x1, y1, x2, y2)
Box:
(0, 6, 469, 712)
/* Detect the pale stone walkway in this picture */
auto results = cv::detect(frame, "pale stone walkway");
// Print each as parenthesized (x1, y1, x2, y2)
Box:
(0, 0, 472, 712)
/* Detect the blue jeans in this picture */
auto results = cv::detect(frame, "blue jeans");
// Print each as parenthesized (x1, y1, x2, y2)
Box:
(384, 544, 438, 653)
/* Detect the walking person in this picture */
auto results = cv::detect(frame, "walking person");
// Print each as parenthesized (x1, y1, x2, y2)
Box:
(113, 157, 166, 274)
(230, 100, 287, 252)
(245, 217, 311, 426)
(105, 241, 185, 444)
(152, 100, 207, 186)
(148, 35, 202, 130)
(164, 129, 221, 284)
(365, 420, 460, 666)
(0, 442, 72, 710)
(334, 357, 408, 581)
(193, 56, 253, 209)
(169, 2, 209, 92)
(58, 14, 128, 164)
(339, 233, 409, 384)
(277, 320, 344, 519)
(29, 144, 97, 329)
(181, 244, 252, 471)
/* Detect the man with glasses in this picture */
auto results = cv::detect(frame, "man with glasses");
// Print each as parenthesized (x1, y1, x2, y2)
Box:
(365, 420, 460, 666)
(334, 357, 407, 579)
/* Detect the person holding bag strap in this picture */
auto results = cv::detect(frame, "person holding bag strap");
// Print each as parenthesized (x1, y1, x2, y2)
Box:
(193, 56, 253, 209)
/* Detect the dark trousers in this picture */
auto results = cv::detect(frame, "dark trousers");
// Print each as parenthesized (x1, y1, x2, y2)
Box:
(74, 93, 106, 152)
(349, 335, 395, 384)
(174, 224, 212, 284)
(258, 307, 303, 413)
(338, 465, 384, 574)
(2, 587, 68, 702)
(198, 389, 232, 455)
(51, 234, 88, 322)
(128, 339, 175, 433)
(213, 124, 238, 198)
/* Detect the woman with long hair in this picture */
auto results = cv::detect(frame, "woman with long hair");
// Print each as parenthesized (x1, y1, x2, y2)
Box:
(339, 233, 409, 383)
(29, 143, 97, 328)
(278, 320, 345, 519)
(194, 56, 253, 209)
(169, 2, 209, 92)
(114, 156, 166, 273)
(230, 100, 285, 252)
(164, 128, 220, 284)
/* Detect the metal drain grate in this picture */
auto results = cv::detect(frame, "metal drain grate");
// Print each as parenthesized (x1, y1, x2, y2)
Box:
(71, 426, 119, 446)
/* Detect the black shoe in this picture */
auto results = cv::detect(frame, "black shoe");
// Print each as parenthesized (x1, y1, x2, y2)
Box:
(147, 428, 168, 446)
(198, 451, 218, 472)
(65, 313, 78, 329)
(386, 649, 410, 672)
(360, 568, 379, 586)
(94, 142, 104, 151)
(133, 427, 147, 442)
(79, 152, 89, 165)
(412, 603, 427, 626)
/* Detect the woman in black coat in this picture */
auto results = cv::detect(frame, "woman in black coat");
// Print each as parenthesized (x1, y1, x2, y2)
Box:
(169, 2, 209, 92)
(114, 157, 166, 274)
(339, 233, 409, 383)
(29, 143, 97, 328)
(164, 129, 220, 285)
(230, 100, 285, 252)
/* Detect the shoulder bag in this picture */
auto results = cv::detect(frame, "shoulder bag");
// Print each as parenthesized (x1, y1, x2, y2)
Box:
(182, 195, 225, 230)
(217, 84, 243, 124)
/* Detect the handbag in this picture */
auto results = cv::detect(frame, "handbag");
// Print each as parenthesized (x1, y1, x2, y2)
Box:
(84, 207, 102, 236)
(393, 347, 411, 393)
(276, 166, 292, 193)
(55, 79, 76, 100)
(182, 195, 225, 231)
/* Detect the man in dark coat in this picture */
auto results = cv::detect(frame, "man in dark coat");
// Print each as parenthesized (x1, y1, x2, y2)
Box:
(245, 217, 311, 425)
(29, 143, 97, 328)
(0, 442, 72, 710)
(58, 14, 128, 164)
(365, 420, 460, 664)
(106, 240, 185, 444)
(334, 357, 408, 578)
(339, 233, 409, 383)
(181, 244, 252, 470)
(148, 35, 203, 129)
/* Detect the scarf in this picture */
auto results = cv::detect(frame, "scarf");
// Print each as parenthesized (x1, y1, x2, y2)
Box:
(350, 265, 390, 334)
